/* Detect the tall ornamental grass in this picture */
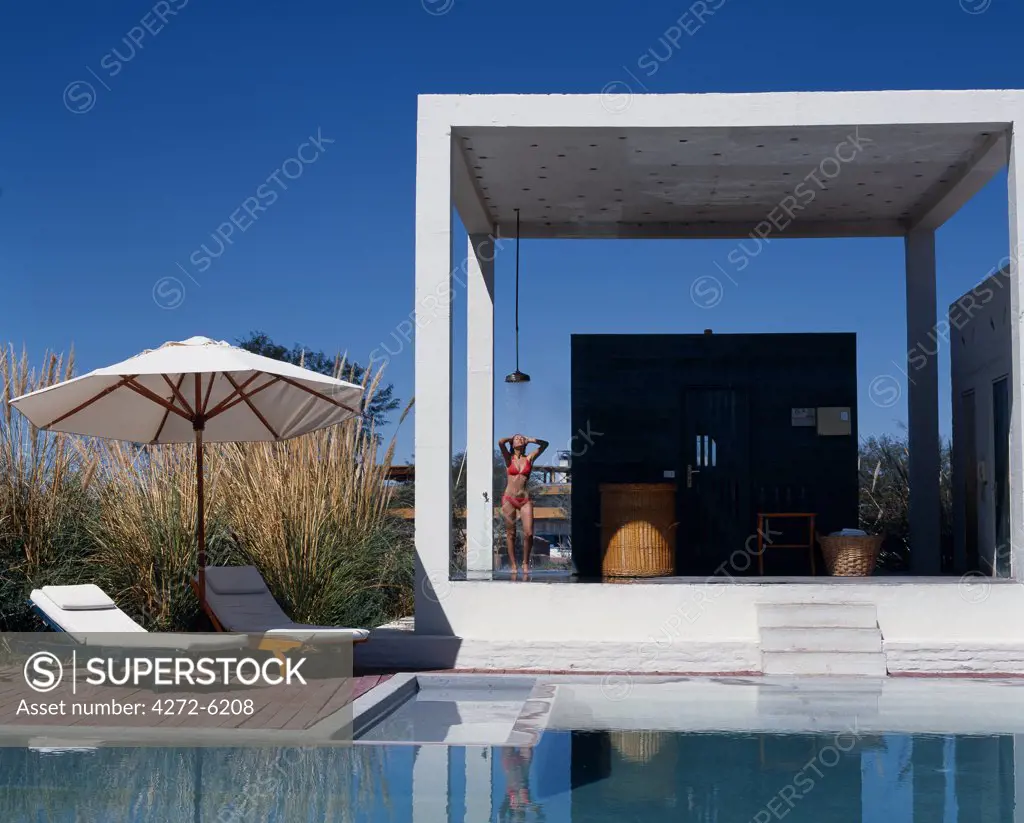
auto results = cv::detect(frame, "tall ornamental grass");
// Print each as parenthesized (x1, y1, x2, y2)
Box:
(0, 346, 413, 631)
(84, 439, 226, 630)
(218, 361, 414, 628)
(0, 346, 96, 629)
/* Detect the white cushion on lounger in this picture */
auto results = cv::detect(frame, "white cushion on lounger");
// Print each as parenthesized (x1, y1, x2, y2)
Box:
(41, 584, 117, 611)
(201, 566, 370, 643)
(32, 589, 145, 633)
(29, 588, 246, 650)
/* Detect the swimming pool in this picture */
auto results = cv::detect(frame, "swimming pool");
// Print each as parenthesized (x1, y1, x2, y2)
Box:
(4, 675, 1024, 821)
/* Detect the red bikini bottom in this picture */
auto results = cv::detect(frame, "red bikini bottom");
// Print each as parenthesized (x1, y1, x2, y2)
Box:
(502, 495, 530, 510)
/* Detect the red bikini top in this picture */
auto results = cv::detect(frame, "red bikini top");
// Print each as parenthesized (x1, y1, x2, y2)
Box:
(507, 457, 532, 477)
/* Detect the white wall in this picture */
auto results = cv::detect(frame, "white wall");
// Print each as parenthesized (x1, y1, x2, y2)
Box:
(434, 580, 1024, 643)
(951, 267, 1012, 576)
(360, 579, 1024, 674)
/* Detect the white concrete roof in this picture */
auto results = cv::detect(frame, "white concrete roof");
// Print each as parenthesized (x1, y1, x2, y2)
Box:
(421, 90, 1022, 239)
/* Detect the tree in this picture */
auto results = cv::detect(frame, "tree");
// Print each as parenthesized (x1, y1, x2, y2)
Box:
(236, 331, 400, 431)
(858, 430, 953, 573)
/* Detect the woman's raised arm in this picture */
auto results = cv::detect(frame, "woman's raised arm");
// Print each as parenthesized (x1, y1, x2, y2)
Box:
(498, 436, 512, 461)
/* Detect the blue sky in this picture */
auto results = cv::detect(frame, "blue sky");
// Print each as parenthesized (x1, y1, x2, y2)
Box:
(1, 0, 1022, 461)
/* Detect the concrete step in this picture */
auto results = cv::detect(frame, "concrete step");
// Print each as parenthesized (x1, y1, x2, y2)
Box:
(762, 652, 888, 677)
(760, 627, 882, 653)
(757, 603, 878, 629)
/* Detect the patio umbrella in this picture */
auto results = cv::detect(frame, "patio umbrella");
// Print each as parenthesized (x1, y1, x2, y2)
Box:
(9, 336, 363, 604)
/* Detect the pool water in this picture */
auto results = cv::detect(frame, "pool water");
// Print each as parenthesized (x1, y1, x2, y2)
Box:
(0, 730, 1016, 822)
(357, 686, 533, 745)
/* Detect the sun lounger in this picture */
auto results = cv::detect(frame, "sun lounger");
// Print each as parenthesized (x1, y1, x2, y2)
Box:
(30, 584, 246, 651)
(198, 566, 369, 643)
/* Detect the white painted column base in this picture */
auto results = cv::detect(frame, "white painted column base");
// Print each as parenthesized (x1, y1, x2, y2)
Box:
(412, 745, 450, 823)
(1008, 121, 1024, 581)
(467, 232, 496, 574)
(414, 121, 454, 633)
(464, 745, 492, 822)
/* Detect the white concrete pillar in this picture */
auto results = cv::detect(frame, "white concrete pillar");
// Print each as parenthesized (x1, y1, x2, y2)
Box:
(467, 233, 496, 574)
(949, 360, 966, 575)
(1015, 735, 1024, 823)
(414, 124, 454, 633)
(464, 746, 493, 822)
(942, 736, 957, 823)
(1007, 122, 1024, 582)
(905, 226, 942, 575)
(862, 735, 913, 822)
(412, 745, 450, 823)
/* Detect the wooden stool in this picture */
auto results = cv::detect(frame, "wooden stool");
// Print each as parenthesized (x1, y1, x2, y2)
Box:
(757, 512, 816, 576)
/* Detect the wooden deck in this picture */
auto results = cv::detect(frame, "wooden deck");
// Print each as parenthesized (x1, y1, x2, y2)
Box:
(386, 465, 569, 520)
(0, 666, 394, 746)
(386, 464, 570, 484)
(352, 673, 393, 699)
(390, 506, 566, 520)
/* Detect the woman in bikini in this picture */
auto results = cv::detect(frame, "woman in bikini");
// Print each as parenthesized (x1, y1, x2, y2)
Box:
(498, 433, 549, 576)
(499, 746, 542, 822)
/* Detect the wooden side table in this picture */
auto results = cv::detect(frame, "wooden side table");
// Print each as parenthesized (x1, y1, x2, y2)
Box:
(757, 512, 816, 576)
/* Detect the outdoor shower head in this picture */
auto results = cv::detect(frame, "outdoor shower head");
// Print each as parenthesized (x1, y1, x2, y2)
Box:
(505, 209, 530, 386)
(505, 369, 531, 384)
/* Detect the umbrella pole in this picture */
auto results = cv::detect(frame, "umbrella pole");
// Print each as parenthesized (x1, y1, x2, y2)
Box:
(196, 425, 206, 606)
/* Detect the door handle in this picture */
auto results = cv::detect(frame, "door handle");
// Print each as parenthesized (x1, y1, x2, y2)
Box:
(687, 464, 700, 488)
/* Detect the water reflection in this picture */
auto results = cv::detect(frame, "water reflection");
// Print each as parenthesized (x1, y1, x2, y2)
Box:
(0, 731, 1017, 822)
(0, 746, 405, 823)
(489, 731, 1017, 823)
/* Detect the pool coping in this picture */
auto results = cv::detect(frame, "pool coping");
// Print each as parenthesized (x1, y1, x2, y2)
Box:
(351, 672, 559, 746)
(350, 672, 1024, 744)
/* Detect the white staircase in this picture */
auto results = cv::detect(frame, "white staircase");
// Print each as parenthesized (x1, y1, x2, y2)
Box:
(757, 603, 887, 676)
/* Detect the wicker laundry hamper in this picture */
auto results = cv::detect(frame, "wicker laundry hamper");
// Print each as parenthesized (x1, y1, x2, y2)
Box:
(610, 730, 666, 764)
(817, 533, 883, 576)
(600, 483, 676, 577)
(606, 731, 679, 805)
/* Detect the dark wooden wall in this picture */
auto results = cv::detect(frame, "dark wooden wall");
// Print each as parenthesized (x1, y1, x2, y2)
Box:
(570, 333, 858, 577)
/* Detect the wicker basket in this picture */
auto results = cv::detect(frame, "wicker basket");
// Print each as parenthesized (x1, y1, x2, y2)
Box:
(817, 533, 883, 576)
(610, 730, 665, 763)
(606, 730, 679, 805)
(600, 483, 676, 577)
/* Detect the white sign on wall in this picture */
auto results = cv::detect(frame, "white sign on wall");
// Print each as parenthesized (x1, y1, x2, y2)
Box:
(791, 408, 816, 427)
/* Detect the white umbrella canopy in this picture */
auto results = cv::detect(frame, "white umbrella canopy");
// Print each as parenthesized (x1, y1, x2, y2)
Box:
(9, 336, 365, 607)
(10, 336, 363, 443)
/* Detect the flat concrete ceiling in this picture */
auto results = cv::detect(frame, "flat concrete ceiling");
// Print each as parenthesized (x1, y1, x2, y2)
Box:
(455, 123, 1007, 239)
